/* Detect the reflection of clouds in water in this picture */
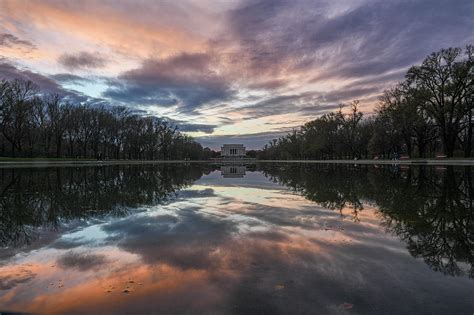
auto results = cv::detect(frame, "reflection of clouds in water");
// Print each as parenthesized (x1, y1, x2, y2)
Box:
(50, 237, 92, 250)
(174, 188, 217, 200)
(48, 223, 115, 252)
(93, 187, 474, 313)
(103, 210, 238, 269)
(11, 264, 233, 314)
(1, 166, 474, 314)
(57, 251, 108, 271)
(0, 265, 36, 290)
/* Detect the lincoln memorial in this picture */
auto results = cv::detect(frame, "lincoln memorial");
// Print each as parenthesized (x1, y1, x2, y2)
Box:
(220, 144, 246, 158)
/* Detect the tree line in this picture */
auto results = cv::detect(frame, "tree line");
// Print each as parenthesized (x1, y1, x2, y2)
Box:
(259, 46, 474, 160)
(0, 79, 212, 159)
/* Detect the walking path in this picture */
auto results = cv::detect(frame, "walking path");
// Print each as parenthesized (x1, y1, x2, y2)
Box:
(257, 159, 474, 166)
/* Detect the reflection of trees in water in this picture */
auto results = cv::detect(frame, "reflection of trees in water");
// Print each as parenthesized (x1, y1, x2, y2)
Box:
(376, 167, 474, 278)
(260, 164, 474, 278)
(0, 164, 209, 247)
(260, 164, 368, 221)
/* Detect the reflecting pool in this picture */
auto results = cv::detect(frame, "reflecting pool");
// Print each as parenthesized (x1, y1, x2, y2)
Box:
(0, 163, 473, 314)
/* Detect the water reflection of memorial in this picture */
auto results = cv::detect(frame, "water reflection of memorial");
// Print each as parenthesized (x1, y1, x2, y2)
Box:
(220, 165, 246, 178)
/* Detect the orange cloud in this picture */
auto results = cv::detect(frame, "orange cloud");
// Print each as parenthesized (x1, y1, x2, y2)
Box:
(0, 1, 213, 63)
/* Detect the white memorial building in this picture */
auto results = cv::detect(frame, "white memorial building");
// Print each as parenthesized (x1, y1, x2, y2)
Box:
(220, 144, 246, 158)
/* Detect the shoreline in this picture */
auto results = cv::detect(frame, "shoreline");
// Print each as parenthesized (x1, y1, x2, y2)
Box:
(1, 158, 474, 168)
(257, 159, 474, 165)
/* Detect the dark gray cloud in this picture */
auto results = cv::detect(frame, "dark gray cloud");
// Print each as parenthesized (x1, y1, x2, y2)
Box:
(58, 51, 107, 70)
(236, 93, 341, 119)
(158, 117, 218, 134)
(0, 61, 83, 101)
(0, 33, 36, 50)
(229, 0, 474, 80)
(177, 122, 217, 134)
(103, 53, 233, 113)
(51, 237, 91, 250)
(50, 73, 93, 85)
(314, 86, 380, 104)
(220, 88, 367, 123)
(246, 79, 288, 90)
(337, 70, 408, 92)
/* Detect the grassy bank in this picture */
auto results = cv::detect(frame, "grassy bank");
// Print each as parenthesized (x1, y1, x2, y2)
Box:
(0, 157, 98, 161)
(1, 157, 474, 168)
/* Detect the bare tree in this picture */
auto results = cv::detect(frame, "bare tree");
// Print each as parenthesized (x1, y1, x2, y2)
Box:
(407, 46, 474, 157)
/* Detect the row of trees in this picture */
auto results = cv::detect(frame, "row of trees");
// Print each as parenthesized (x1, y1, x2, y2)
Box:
(0, 79, 212, 159)
(259, 46, 474, 159)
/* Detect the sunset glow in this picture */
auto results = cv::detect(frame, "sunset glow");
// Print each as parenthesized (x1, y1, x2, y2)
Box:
(1, 0, 473, 148)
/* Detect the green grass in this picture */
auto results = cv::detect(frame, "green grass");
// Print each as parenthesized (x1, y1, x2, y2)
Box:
(0, 157, 95, 161)
(1, 156, 474, 163)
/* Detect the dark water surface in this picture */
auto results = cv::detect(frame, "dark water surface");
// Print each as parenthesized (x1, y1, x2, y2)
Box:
(0, 163, 473, 314)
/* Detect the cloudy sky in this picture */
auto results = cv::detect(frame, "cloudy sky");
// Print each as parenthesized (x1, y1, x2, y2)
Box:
(0, 0, 473, 149)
